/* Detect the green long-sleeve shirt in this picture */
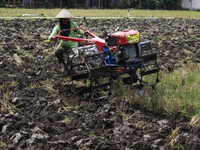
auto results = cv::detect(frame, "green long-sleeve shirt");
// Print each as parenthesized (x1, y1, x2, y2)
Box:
(49, 21, 84, 48)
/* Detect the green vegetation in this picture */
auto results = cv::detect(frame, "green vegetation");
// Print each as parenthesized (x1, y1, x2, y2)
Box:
(0, 8, 200, 19)
(0, 141, 6, 148)
(1, 0, 184, 10)
(157, 63, 200, 116)
(61, 115, 71, 125)
(1, 89, 17, 114)
(123, 62, 200, 117)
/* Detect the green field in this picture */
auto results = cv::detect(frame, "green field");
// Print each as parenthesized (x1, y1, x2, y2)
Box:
(1, 8, 200, 18)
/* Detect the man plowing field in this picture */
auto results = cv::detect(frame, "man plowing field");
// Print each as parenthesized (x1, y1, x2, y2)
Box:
(48, 9, 84, 75)
(46, 9, 160, 101)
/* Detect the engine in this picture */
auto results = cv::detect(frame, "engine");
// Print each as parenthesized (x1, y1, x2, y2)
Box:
(107, 30, 142, 63)
(117, 44, 141, 63)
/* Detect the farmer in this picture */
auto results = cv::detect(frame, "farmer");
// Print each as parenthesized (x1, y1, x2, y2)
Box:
(49, 9, 84, 75)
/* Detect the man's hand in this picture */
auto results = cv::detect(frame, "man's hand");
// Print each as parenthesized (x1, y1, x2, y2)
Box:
(84, 31, 89, 38)
(50, 36, 58, 42)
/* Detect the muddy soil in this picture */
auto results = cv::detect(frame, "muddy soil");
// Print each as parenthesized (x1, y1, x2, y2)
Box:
(0, 18, 200, 150)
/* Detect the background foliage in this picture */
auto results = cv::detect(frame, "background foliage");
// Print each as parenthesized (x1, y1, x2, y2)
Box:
(0, 0, 6, 7)
(119, 0, 183, 10)
(2, 0, 187, 10)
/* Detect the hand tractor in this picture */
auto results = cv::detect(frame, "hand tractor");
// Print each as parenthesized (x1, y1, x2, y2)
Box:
(52, 27, 160, 100)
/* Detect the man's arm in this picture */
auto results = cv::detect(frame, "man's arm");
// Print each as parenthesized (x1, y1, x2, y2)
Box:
(48, 24, 60, 40)
(71, 21, 84, 35)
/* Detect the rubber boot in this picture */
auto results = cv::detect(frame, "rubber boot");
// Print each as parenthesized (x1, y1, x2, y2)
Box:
(63, 62, 70, 76)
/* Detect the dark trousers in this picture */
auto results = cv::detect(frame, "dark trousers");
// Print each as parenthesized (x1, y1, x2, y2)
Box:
(55, 49, 65, 64)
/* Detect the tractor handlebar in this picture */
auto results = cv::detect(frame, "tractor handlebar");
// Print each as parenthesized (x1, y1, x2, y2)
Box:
(58, 28, 85, 35)
(57, 28, 95, 38)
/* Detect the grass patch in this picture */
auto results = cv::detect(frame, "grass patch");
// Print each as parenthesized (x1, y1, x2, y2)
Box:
(61, 115, 71, 125)
(1, 90, 16, 114)
(40, 79, 59, 94)
(112, 62, 200, 118)
(189, 115, 200, 126)
(0, 141, 6, 148)
(1, 8, 200, 19)
(156, 62, 200, 116)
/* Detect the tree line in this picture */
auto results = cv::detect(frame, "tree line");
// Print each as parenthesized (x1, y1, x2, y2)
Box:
(118, 0, 183, 10)
(1, 0, 184, 10)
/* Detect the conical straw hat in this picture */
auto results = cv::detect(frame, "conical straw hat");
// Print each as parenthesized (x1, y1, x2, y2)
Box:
(55, 9, 74, 18)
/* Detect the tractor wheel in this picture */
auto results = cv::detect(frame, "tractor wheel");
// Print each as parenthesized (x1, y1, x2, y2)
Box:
(89, 75, 112, 101)
(69, 55, 91, 96)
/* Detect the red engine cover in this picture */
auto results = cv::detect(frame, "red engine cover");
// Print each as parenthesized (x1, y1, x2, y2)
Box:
(109, 30, 140, 45)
